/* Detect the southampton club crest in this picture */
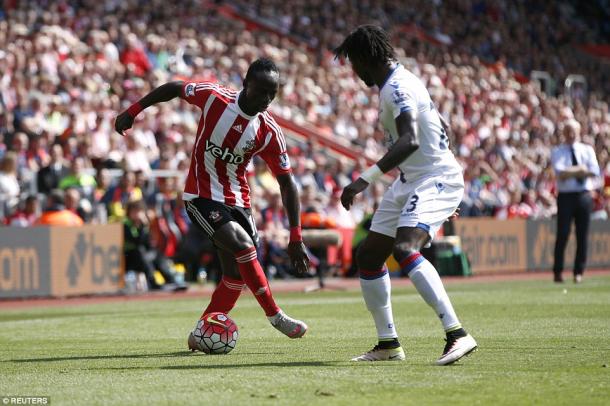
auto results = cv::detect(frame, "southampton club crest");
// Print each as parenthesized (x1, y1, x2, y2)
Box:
(209, 211, 222, 222)
(242, 138, 257, 154)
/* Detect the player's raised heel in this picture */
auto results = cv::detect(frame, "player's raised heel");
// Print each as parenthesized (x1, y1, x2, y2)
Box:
(351, 345, 406, 361)
(270, 311, 308, 338)
(436, 333, 477, 365)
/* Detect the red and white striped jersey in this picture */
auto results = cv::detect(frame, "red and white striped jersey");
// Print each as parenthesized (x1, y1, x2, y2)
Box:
(180, 81, 291, 208)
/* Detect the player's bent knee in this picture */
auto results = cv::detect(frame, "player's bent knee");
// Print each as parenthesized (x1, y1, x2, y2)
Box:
(224, 266, 242, 280)
(232, 242, 255, 258)
(392, 243, 419, 263)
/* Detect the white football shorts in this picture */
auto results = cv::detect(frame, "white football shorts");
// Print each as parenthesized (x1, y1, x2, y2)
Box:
(370, 171, 464, 240)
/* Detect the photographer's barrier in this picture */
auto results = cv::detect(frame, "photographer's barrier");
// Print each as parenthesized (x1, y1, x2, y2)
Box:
(455, 218, 610, 274)
(0, 224, 123, 299)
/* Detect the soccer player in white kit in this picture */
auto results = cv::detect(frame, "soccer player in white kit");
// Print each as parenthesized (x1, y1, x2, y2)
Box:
(334, 25, 477, 365)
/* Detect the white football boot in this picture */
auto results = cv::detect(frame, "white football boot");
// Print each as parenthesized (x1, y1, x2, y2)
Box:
(436, 333, 477, 365)
(351, 345, 406, 361)
(270, 311, 308, 338)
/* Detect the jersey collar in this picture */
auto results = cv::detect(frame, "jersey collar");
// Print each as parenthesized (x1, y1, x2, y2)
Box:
(379, 64, 401, 91)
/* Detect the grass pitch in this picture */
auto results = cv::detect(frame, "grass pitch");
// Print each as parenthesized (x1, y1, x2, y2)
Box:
(1, 275, 609, 405)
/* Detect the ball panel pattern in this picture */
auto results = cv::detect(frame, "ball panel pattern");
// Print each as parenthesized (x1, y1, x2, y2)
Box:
(191, 312, 239, 354)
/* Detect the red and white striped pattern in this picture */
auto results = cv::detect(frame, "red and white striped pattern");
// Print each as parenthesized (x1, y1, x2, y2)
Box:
(181, 82, 291, 208)
(222, 277, 245, 291)
(235, 247, 258, 264)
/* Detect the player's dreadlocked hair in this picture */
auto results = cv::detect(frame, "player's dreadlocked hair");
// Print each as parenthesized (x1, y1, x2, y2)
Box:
(245, 57, 279, 82)
(333, 25, 396, 64)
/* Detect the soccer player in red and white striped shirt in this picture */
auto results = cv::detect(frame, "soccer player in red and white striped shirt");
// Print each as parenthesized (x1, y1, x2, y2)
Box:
(115, 58, 309, 343)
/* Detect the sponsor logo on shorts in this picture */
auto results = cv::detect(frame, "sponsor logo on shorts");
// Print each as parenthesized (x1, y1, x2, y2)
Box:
(436, 182, 445, 192)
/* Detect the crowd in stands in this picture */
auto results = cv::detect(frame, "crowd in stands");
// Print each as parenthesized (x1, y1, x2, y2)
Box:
(231, 0, 610, 100)
(229, 0, 610, 215)
(0, 0, 609, 282)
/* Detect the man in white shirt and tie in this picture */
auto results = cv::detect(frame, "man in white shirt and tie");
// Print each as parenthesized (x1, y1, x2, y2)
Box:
(551, 119, 600, 283)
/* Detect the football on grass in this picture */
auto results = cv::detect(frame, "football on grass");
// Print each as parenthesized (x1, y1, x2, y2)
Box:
(191, 312, 238, 354)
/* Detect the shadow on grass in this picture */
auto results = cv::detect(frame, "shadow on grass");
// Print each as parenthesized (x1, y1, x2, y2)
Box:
(0, 311, 119, 322)
(98, 361, 351, 371)
(8, 353, 412, 369)
(6, 351, 296, 363)
(7, 352, 191, 363)
(80, 361, 347, 371)
(161, 361, 344, 370)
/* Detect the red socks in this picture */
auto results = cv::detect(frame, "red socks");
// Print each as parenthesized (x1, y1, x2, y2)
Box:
(201, 247, 280, 318)
(201, 276, 245, 317)
(235, 247, 280, 317)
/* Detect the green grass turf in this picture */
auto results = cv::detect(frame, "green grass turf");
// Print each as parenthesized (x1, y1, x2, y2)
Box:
(1, 276, 610, 406)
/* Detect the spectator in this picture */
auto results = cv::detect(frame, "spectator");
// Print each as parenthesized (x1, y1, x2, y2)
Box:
(58, 157, 97, 197)
(147, 175, 183, 258)
(0, 151, 20, 210)
(25, 133, 49, 172)
(123, 200, 186, 291)
(64, 186, 93, 223)
(93, 167, 112, 203)
(102, 170, 143, 222)
(325, 187, 356, 229)
(89, 115, 111, 165)
(120, 34, 152, 77)
(4, 195, 39, 227)
(36, 189, 84, 226)
(124, 134, 151, 175)
(259, 190, 291, 278)
(10, 132, 30, 174)
(37, 143, 69, 194)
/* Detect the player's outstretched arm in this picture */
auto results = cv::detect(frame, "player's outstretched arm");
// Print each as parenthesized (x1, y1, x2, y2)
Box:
(114, 81, 184, 136)
(276, 173, 310, 274)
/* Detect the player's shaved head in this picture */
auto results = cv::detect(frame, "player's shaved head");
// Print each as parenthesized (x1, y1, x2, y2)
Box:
(245, 58, 279, 83)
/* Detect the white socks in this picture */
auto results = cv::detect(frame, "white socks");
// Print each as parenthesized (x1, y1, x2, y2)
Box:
(406, 254, 461, 331)
(360, 271, 397, 339)
(359, 251, 462, 340)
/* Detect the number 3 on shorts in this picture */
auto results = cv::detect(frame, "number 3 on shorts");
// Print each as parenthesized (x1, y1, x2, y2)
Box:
(406, 194, 419, 213)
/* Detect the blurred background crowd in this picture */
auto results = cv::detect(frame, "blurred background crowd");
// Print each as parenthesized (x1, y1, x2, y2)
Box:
(1, 0, 608, 284)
